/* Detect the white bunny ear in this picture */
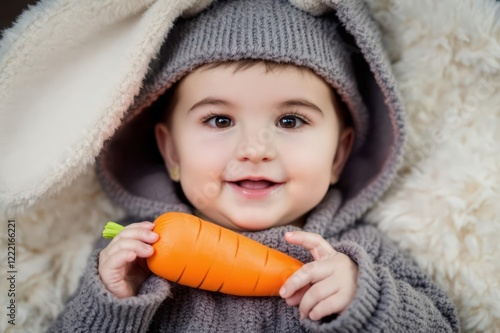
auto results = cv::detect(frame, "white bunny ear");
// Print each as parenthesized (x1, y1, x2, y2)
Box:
(181, 0, 217, 18)
(289, 0, 337, 16)
(0, 0, 197, 213)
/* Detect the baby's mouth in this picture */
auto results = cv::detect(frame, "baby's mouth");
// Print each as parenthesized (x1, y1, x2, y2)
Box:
(227, 178, 283, 198)
(234, 179, 276, 189)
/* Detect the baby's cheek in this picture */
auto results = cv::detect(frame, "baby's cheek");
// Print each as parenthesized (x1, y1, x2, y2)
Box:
(182, 179, 222, 211)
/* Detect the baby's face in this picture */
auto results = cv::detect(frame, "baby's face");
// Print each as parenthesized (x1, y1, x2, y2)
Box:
(155, 63, 353, 231)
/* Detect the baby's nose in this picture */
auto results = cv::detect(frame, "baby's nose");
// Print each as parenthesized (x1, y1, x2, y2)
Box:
(236, 130, 277, 163)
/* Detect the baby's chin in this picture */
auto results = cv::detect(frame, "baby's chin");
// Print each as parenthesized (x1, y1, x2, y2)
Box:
(192, 209, 256, 230)
(204, 216, 268, 232)
(194, 210, 303, 232)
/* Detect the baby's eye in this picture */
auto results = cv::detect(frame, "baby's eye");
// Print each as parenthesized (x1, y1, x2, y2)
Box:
(277, 114, 308, 129)
(205, 115, 233, 128)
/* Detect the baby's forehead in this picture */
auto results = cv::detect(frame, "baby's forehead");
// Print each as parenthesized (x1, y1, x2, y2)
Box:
(177, 60, 333, 93)
(159, 60, 349, 127)
(173, 61, 336, 101)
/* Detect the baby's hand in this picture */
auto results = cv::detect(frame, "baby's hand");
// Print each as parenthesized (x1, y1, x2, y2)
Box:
(98, 221, 159, 298)
(280, 231, 358, 321)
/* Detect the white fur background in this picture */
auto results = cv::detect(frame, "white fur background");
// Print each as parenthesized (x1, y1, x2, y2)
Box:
(365, 0, 500, 331)
(1, 0, 499, 332)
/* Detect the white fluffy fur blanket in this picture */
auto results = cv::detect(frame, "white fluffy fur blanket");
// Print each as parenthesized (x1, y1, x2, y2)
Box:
(1, 0, 499, 332)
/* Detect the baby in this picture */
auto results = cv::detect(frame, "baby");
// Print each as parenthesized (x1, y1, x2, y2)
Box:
(48, 0, 460, 332)
(102, 60, 358, 317)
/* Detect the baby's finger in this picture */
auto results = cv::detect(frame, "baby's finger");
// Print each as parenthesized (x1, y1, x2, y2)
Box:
(299, 277, 339, 319)
(101, 249, 139, 272)
(110, 223, 159, 244)
(308, 291, 350, 320)
(280, 260, 332, 298)
(103, 238, 154, 260)
(285, 231, 336, 260)
(283, 284, 309, 306)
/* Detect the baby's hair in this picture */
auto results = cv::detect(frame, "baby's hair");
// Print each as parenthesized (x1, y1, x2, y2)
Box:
(153, 59, 352, 130)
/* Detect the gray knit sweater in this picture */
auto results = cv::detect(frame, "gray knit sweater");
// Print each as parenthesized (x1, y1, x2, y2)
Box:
(47, 0, 460, 331)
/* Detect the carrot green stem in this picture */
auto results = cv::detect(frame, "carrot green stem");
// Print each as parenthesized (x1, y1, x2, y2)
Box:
(102, 221, 125, 239)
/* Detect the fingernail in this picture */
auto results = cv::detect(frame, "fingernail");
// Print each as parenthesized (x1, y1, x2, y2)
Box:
(300, 312, 305, 320)
(279, 287, 286, 297)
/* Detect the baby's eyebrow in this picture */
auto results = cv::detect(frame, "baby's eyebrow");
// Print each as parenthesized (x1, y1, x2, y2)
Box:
(188, 97, 230, 112)
(278, 99, 323, 114)
(187, 97, 323, 115)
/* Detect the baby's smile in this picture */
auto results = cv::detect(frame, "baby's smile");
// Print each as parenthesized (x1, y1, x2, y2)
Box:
(226, 177, 284, 199)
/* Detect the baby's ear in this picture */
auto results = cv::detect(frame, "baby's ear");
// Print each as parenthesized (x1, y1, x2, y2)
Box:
(330, 127, 354, 184)
(155, 123, 181, 181)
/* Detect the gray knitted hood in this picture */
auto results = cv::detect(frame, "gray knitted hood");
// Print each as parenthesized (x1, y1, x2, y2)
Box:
(95, 0, 405, 236)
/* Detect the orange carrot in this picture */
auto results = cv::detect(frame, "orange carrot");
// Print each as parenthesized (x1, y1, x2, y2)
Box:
(104, 212, 303, 296)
